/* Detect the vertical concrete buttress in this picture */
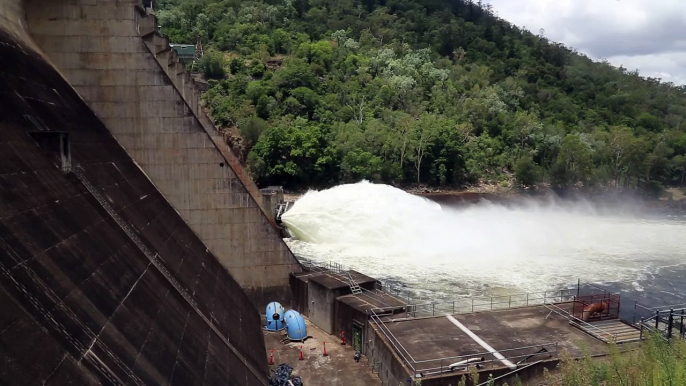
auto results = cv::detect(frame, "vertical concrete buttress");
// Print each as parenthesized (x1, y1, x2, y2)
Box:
(24, 0, 301, 307)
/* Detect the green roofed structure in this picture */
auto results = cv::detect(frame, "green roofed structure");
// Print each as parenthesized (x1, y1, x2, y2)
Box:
(170, 43, 196, 62)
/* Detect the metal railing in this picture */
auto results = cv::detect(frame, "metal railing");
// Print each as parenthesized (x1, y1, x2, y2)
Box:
(542, 302, 635, 343)
(299, 260, 403, 308)
(638, 307, 686, 340)
(475, 360, 543, 386)
(369, 308, 557, 377)
(404, 289, 578, 318)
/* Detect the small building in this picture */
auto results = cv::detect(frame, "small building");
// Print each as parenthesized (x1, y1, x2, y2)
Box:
(170, 44, 196, 63)
(289, 267, 406, 355)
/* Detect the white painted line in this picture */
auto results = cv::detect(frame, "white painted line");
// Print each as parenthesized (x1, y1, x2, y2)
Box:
(446, 315, 517, 369)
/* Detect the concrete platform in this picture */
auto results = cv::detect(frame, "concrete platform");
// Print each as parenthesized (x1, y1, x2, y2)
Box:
(379, 304, 609, 374)
(264, 318, 380, 385)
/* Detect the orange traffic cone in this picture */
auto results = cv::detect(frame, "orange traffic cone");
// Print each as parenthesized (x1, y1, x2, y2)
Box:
(323, 342, 328, 357)
(299, 345, 304, 361)
(269, 349, 274, 365)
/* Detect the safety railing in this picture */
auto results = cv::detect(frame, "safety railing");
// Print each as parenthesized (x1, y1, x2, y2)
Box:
(542, 302, 632, 343)
(404, 289, 578, 318)
(299, 260, 403, 308)
(418, 342, 557, 376)
(369, 308, 557, 377)
(638, 307, 686, 340)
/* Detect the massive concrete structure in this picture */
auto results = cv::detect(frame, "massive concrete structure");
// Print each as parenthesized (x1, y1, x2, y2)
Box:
(22, 0, 301, 307)
(0, 0, 299, 385)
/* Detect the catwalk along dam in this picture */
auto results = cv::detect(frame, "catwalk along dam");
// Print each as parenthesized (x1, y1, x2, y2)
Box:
(0, 0, 300, 384)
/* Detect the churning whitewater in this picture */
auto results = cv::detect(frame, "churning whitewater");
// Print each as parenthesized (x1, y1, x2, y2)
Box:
(282, 181, 686, 300)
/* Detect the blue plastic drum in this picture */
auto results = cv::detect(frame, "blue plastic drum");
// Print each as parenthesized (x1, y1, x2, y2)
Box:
(284, 310, 307, 341)
(265, 302, 286, 331)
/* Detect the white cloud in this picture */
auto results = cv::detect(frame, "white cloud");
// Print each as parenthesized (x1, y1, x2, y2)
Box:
(484, 0, 686, 85)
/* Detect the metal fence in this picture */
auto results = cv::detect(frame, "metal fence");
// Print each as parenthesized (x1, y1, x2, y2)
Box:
(639, 307, 686, 340)
(369, 308, 558, 378)
(404, 289, 578, 318)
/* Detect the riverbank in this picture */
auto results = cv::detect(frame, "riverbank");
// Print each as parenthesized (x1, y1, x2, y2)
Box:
(284, 184, 686, 214)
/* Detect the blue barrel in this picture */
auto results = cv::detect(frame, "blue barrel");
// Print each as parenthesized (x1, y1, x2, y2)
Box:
(284, 310, 307, 341)
(265, 302, 285, 331)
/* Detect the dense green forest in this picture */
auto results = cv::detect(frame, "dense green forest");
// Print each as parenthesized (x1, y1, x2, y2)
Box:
(157, 0, 686, 195)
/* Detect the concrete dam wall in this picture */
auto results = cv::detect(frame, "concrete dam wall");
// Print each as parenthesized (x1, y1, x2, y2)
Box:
(22, 0, 301, 307)
(0, 0, 299, 385)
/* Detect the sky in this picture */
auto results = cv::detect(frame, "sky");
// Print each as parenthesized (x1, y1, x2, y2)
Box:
(484, 0, 686, 85)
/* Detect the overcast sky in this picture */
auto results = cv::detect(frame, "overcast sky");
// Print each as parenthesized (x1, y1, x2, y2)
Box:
(484, 0, 686, 85)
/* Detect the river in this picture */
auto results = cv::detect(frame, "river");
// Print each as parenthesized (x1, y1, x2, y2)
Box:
(282, 181, 686, 319)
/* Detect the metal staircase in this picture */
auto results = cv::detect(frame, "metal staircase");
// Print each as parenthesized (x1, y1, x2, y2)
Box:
(543, 302, 641, 344)
(346, 272, 363, 295)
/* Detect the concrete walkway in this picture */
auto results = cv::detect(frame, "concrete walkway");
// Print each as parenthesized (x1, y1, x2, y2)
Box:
(264, 318, 380, 385)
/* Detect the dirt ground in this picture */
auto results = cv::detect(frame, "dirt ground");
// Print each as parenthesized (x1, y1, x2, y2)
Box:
(264, 318, 380, 386)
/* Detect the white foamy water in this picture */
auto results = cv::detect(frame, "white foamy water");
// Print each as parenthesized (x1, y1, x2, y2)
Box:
(282, 181, 686, 300)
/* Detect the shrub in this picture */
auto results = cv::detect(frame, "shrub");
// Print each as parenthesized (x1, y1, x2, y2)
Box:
(198, 51, 226, 79)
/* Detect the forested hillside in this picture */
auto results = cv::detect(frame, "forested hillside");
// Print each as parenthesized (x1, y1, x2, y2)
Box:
(157, 0, 686, 195)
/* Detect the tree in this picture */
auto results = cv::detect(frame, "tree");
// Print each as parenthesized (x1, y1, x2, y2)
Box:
(248, 60, 266, 77)
(274, 60, 318, 91)
(239, 116, 268, 150)
(552, 135, 593, 188)
(514, 156, 539, 187)
(160, 0, 686, 192)
(229, 57, 245, 74)
(290, 87, 320, 119)
(340, 148, 382, 181)
(246, 81, 267, 103)
(198, 51, 226, 79)
(674, 155, 686, 186)
(248, 118, 335, 187)
(608, 126, 634, 188)
(411, 113, 438, 183)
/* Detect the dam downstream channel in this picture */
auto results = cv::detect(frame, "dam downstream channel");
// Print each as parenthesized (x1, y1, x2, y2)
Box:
(282, 181, 686, 316)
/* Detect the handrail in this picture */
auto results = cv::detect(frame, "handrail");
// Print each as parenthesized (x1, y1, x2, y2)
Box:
(638, 308, 686, 340)
(369, 308, 558, 377)
(404, 289, 578, 318)
(412, 342, 558, 364)
(300, 260, 402, 308)
(476, 360, 543, 386)
(543, 302, 619, 342)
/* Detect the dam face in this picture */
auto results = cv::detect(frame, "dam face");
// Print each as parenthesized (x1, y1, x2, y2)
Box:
(0, 1, 298, 385)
